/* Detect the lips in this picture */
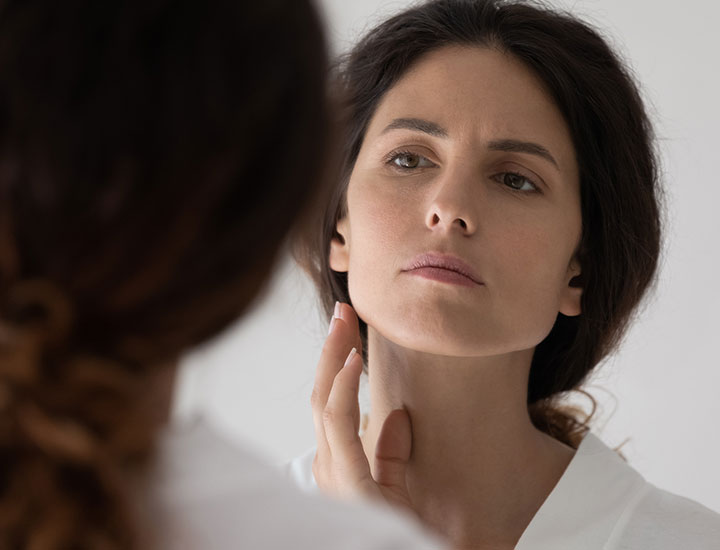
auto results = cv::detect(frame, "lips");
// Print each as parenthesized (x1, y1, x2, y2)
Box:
(402, 252, 483, 285)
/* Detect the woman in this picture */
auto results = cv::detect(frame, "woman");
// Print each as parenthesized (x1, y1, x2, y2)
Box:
(0, 1, 443, 549)
(291, 0, 720, 548)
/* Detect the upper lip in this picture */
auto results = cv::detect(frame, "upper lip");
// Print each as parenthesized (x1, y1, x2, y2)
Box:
(402, 252, 483, 285)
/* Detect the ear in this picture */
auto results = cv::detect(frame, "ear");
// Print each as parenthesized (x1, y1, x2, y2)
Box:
(328, 216, 350, 273)
(558, 256, 583, 317)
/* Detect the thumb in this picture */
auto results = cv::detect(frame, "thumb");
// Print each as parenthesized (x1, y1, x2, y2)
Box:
(373, 408, 413, 505)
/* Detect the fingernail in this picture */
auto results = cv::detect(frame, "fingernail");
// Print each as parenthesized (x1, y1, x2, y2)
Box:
(343, 347, 357, 368)
(327, 316, 337, 335)
(334, 301, 342, 318)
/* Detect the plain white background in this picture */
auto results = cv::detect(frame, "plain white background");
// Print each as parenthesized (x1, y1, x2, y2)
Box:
(173, 0, 720, 513)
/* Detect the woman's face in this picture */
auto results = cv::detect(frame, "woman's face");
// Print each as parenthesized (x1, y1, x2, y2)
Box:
(330, 46, 583, 357)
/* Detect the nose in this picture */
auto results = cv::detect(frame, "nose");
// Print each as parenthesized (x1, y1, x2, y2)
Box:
(425, 168, 478, 235)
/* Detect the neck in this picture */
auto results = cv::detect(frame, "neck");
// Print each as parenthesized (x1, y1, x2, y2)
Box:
(360, 328, 575, 549)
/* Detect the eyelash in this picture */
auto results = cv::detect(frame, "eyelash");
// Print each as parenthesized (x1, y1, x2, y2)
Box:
(384, 150, 435, 171)
(492, 171, 540, 194)
(384, 150, 541, 193)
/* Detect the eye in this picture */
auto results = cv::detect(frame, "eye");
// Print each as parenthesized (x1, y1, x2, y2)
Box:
(386, 150, 436, 170)
(499, 172, 538, 192)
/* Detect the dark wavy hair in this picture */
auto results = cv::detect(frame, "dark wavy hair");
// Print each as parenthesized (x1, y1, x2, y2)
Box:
(294, 0, 662, 448)
(0, 0, 329, 548)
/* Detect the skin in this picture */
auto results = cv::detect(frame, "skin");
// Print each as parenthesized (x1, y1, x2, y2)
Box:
(312, 45, 584, 549)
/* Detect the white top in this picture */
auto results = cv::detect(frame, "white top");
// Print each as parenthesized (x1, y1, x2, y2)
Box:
(144, 418, 445, 549)
(288, 432, 720, 549)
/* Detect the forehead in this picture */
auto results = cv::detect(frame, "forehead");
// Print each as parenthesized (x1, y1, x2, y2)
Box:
(366, 45, 577, 173)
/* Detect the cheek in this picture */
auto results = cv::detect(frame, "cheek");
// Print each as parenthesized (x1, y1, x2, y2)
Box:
(344, 184, 408, 323)
(348, 187, 397, 312)
(354, 200, 398, 251)
(487, 214, 579, 337)
(346, 178, 419, 266)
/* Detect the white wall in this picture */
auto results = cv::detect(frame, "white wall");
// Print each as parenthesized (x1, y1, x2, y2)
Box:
(173, 0, 720, 513)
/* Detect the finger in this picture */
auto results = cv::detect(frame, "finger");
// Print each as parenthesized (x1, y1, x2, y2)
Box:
(373, 408, 413, 504)
(310, 315, 355, 434)
(322, 348, 371, 482)
(310, 313, 358, 465)
(335, 302, 363, 358)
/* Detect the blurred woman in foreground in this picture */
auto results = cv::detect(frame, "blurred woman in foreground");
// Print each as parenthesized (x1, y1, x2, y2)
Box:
(0, 0, 442, 548)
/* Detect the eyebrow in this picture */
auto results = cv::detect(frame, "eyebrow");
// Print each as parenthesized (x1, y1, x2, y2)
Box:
(487, 139, 559, 169)
(381, 117, 448, 138)
(381, 117, 559, 169)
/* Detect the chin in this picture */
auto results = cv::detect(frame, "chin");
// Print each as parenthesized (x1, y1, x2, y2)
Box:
(370, 316, 502, 357)
(355, 294, 553, 357)
(367, 308, 549, 358)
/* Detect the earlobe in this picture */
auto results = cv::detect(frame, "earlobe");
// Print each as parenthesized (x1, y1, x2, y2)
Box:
(559, 259, 583, 317)
(559, 286, 583, 317)
(328, 218, 350, 273)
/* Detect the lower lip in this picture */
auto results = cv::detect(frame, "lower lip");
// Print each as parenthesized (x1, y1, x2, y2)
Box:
(405, 267, 481, 287)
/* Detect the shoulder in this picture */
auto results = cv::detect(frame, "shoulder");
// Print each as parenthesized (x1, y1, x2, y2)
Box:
(147, 421, 443, 550)
(615, 483, 720, 550)
(517, 432, 720, 550)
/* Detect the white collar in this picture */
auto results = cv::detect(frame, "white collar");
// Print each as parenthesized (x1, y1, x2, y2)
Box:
(515, 432, 650, 550)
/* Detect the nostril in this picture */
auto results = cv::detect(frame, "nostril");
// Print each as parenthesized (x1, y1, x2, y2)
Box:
(430, 212, 470, 231)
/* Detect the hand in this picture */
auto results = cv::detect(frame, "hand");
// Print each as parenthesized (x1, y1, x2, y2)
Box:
(310, 302, 415, 513)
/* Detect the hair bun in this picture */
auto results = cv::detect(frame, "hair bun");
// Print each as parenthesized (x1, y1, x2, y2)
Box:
(3, 279, 74, 348)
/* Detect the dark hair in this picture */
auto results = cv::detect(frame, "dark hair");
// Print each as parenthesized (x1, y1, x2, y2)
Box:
(294, 0, 662, 448)
(0, 0, 329, 547)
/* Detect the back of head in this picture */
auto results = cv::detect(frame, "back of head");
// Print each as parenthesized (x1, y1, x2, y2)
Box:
(0, 0, 329, 547)
(295, 0, 662, 448)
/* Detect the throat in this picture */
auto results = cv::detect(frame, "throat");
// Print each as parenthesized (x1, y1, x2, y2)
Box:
(360, 339, 576, 548)
(362, 421, 575, 549)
